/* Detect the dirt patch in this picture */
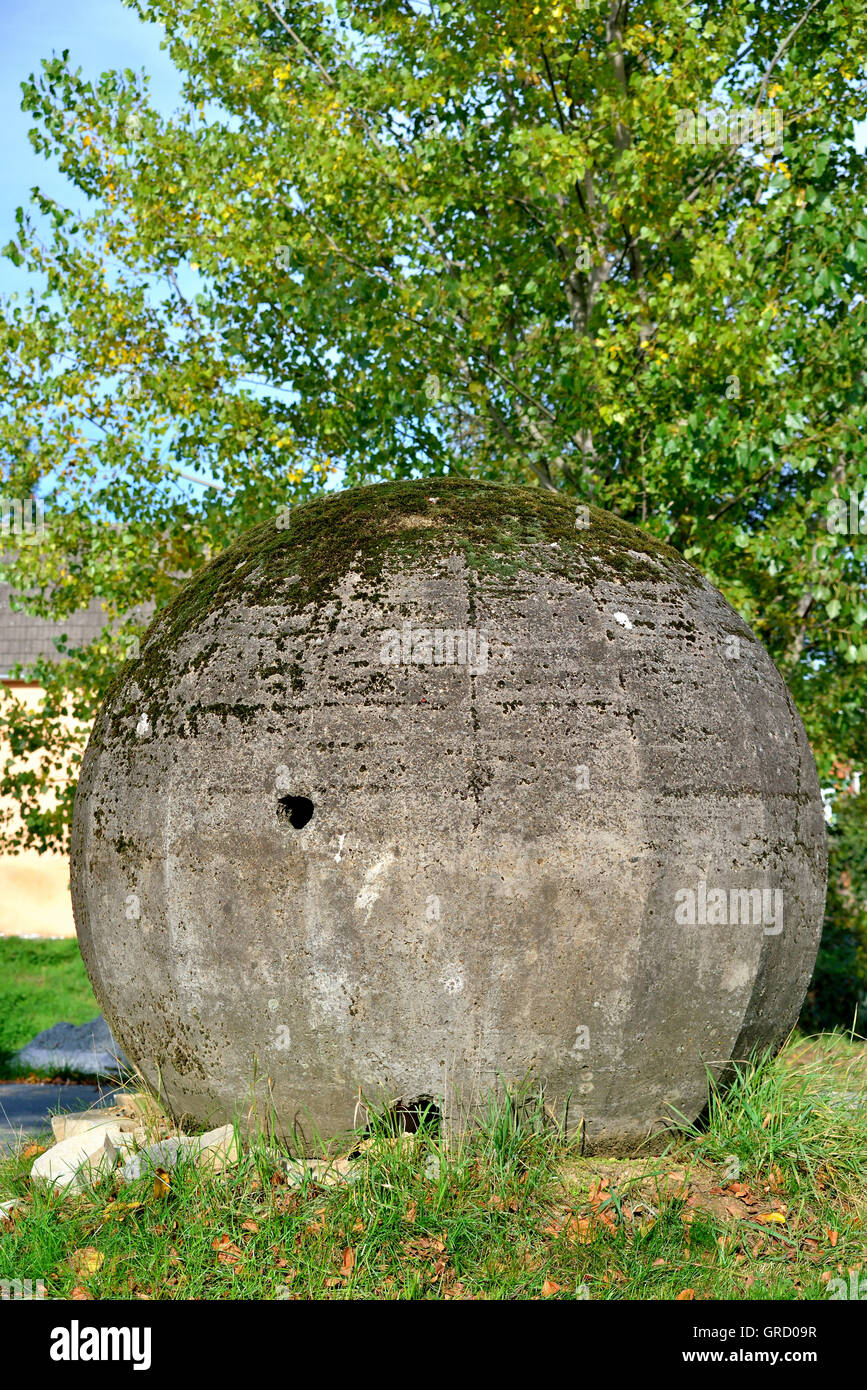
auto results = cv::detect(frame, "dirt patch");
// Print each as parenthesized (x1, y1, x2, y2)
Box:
(557, 1156, 790, 1227)
(781, 1036, 867, 1085)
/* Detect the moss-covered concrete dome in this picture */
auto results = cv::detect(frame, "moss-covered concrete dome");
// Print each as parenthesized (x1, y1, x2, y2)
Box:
(70, 479, 827, 1152)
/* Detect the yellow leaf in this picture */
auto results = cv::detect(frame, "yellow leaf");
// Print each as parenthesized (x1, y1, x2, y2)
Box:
(69, 1247, 104, 1277)
(103, 1200, 143, 1219)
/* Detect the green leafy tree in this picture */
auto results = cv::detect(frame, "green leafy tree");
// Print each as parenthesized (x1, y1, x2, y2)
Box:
(0, 2, 866, 917)
(803, 783, 867, 1031)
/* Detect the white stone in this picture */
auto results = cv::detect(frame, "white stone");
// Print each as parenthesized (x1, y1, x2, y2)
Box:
(120, 1124, 238, 1182)
(51, 1109, 137, 1142)
(102, 1127, 146, 1166)
(30, 1121, 138, 1193)
(194, 1124, 239, 1172)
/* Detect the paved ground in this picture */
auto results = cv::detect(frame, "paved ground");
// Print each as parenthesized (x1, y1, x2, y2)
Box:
(0, 1083, 115, 1154)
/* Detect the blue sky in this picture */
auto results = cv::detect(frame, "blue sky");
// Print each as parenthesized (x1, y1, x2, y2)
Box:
(0, 0, 178, 296)
(0, 1, 225, 492)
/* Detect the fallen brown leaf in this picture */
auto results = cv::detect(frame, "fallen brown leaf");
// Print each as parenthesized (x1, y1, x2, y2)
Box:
(402, 1236, 446, 1258)
(212, 1233, 244, 1266)
(572, 1216, 594, 1245)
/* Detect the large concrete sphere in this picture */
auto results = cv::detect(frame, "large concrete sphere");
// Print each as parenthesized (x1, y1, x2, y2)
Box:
(71, 480, 826, 1153)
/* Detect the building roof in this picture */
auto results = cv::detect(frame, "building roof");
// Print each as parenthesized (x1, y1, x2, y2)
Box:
(0, 584, 153, 680)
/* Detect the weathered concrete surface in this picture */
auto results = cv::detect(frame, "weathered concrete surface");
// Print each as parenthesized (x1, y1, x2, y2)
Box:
(70, 480, 827, 1153)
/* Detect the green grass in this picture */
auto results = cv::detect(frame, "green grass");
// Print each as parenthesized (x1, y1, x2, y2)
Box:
(673, 1031, 867, 1205)
(1, 1032, 864, 1300)
(0, 937, 98, 1077)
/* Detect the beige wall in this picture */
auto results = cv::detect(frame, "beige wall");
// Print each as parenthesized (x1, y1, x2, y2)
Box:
(0, 682, 78, 937)
(0, 845, 75, 937)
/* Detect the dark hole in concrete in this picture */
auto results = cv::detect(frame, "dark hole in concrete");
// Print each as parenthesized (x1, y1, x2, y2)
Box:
(377, 1095, 441, 1136)
(352, 1096, 441, 1151)
(277, 795, 314, 829)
